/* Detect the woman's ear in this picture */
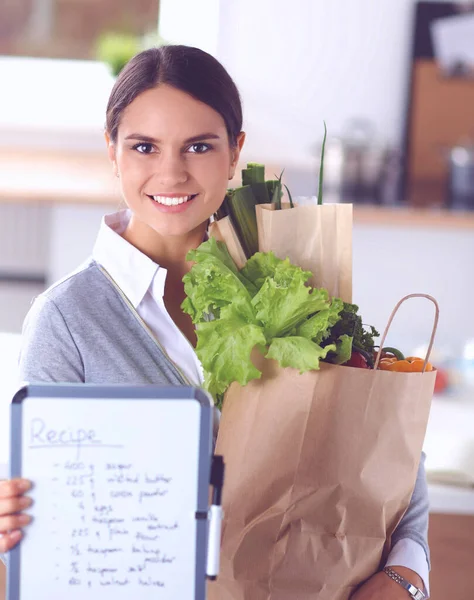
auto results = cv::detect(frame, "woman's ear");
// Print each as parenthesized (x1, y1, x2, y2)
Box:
(229, 131, 246, 179)
(104, 131, 119, 178)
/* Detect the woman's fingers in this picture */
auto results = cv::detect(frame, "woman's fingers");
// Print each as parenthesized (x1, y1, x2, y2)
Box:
(0, 530, 23, 553)
(0, 480, 33, 552)
(0, 479, 31, 499)
(0, 513, 32, 534)
(0, 496, 33, 519)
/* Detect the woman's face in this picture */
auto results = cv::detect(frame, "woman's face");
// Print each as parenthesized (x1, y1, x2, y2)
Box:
(106, 84, 245, 238)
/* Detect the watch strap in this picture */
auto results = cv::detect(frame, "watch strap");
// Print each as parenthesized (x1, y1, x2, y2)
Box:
(383, 567, 426, 599)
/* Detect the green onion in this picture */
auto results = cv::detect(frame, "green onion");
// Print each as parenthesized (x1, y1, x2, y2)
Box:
(317, 121, 327, 206)
(271, 170, 286, 210)
(284, 184, 294, 209)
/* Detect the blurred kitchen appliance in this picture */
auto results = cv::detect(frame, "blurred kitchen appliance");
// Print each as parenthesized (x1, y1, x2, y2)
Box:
(314, 119, 396, 204)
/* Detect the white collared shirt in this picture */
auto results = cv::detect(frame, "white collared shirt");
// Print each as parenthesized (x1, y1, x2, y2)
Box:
(92, 209, 204, 387)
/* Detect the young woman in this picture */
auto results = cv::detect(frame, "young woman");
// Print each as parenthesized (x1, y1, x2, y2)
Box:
(0, 45, 430, 599)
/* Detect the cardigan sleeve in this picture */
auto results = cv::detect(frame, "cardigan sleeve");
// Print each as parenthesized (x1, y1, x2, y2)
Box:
(391, 452, 431, 567)
(18, 295, 84, 384)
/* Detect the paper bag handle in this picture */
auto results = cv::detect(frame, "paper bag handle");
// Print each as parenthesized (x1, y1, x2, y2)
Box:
(373, 294, 440, 372)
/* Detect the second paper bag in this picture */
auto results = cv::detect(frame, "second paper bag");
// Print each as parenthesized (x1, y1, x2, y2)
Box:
(256, 202, 353, 302)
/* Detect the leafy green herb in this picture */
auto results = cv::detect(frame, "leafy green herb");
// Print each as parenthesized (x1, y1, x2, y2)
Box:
(323, 302, 380, 366)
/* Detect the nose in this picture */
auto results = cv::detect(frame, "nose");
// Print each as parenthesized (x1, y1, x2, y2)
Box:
(154, 152, 188, 187)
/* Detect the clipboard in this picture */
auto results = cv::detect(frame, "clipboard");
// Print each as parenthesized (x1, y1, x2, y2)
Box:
(8, 384, 215, 600)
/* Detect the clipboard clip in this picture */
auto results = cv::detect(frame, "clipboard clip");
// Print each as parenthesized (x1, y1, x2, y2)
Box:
(206, 454, 225, 580)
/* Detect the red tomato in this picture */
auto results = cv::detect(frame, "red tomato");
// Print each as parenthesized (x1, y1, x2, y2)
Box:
(346, 351, 369, 369)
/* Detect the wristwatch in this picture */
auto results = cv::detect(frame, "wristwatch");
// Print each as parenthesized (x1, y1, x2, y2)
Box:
(383, 567, 426, 599)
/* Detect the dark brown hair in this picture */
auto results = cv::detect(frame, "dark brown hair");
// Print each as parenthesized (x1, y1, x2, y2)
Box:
(106, 45, 243, 146)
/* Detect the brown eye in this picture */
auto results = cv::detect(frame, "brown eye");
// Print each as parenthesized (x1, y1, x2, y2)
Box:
(188, 143, 211, 154)
(133, 143, 154, 154)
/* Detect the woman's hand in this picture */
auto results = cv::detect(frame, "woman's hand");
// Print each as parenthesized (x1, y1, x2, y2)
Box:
(351, 567, 425, 599)
(0, 479, 32, 553)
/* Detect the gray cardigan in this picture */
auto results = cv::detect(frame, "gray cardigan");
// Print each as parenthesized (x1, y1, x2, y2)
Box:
(17, 259, 430, 567)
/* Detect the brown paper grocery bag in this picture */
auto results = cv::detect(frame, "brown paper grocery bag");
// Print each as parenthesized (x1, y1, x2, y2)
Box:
(208, 295, 439, 600)
(209, 216, 247, 269)
(256, 203, 353, 302)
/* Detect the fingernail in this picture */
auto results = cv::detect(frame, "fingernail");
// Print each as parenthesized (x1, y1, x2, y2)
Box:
(16, 480, 31, 492)
(18, 514, 32, 525)
(19, 496, 32, 508)
(9, 530, 22, 542)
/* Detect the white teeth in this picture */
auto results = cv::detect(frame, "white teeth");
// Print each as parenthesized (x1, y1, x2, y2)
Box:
(151, 195, 194, 206)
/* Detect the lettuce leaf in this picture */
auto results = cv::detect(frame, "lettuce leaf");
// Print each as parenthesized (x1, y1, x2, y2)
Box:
(182, 239, 256, 323)
(252, 271, 330, 339)
(195, 306, 266, 397)
(241, 251, 284, 290)
(182, 242, 347, 398)
(296, 298, 344, 344)
(330, 334, 353, 365)
(187, 236, 240, 277)
(182, 260, 253, 323)
(266, 337, 336, 372)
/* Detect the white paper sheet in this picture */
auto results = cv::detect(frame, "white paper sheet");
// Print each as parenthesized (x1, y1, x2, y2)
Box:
(18, 397, 201, 599)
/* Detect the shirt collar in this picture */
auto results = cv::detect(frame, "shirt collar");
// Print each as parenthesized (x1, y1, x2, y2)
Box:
(92, 209, 164, 308)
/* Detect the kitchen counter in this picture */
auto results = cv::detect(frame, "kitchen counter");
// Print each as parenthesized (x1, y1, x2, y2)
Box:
(0, 149, 120, 205)
(428, 483, 474, 515)
(423, 391, 474, 514)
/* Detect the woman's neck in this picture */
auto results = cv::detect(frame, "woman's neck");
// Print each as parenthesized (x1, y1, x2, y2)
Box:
(121, 213, 202, 348)
(122, 214, 207, 272)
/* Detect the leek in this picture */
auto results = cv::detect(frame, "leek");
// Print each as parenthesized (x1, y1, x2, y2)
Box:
(216, 163, 289, 258)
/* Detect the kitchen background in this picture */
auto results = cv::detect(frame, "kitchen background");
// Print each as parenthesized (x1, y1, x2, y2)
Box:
(0, 0, 474, 597)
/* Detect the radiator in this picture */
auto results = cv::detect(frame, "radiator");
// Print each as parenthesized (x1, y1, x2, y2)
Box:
(0, 203, 50, 284)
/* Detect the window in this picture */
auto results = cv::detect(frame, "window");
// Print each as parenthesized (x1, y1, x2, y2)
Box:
(0, 0, 160, 60)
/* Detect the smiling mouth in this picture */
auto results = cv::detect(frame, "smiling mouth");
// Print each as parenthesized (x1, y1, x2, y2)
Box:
(147, 194, 198, 206)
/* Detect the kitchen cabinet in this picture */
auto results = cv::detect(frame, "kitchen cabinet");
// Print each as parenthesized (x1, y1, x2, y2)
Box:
(429, 512, 474, 599)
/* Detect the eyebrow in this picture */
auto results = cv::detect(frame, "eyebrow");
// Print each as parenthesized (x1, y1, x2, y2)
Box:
(124, 132, 222, 144)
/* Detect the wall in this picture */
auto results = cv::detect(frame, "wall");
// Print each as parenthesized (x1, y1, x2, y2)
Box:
(353, 223, 473, 358)
(160, 0, 463, 169)
(218, 0, 416, 165)
(159, 0, 221, 56)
